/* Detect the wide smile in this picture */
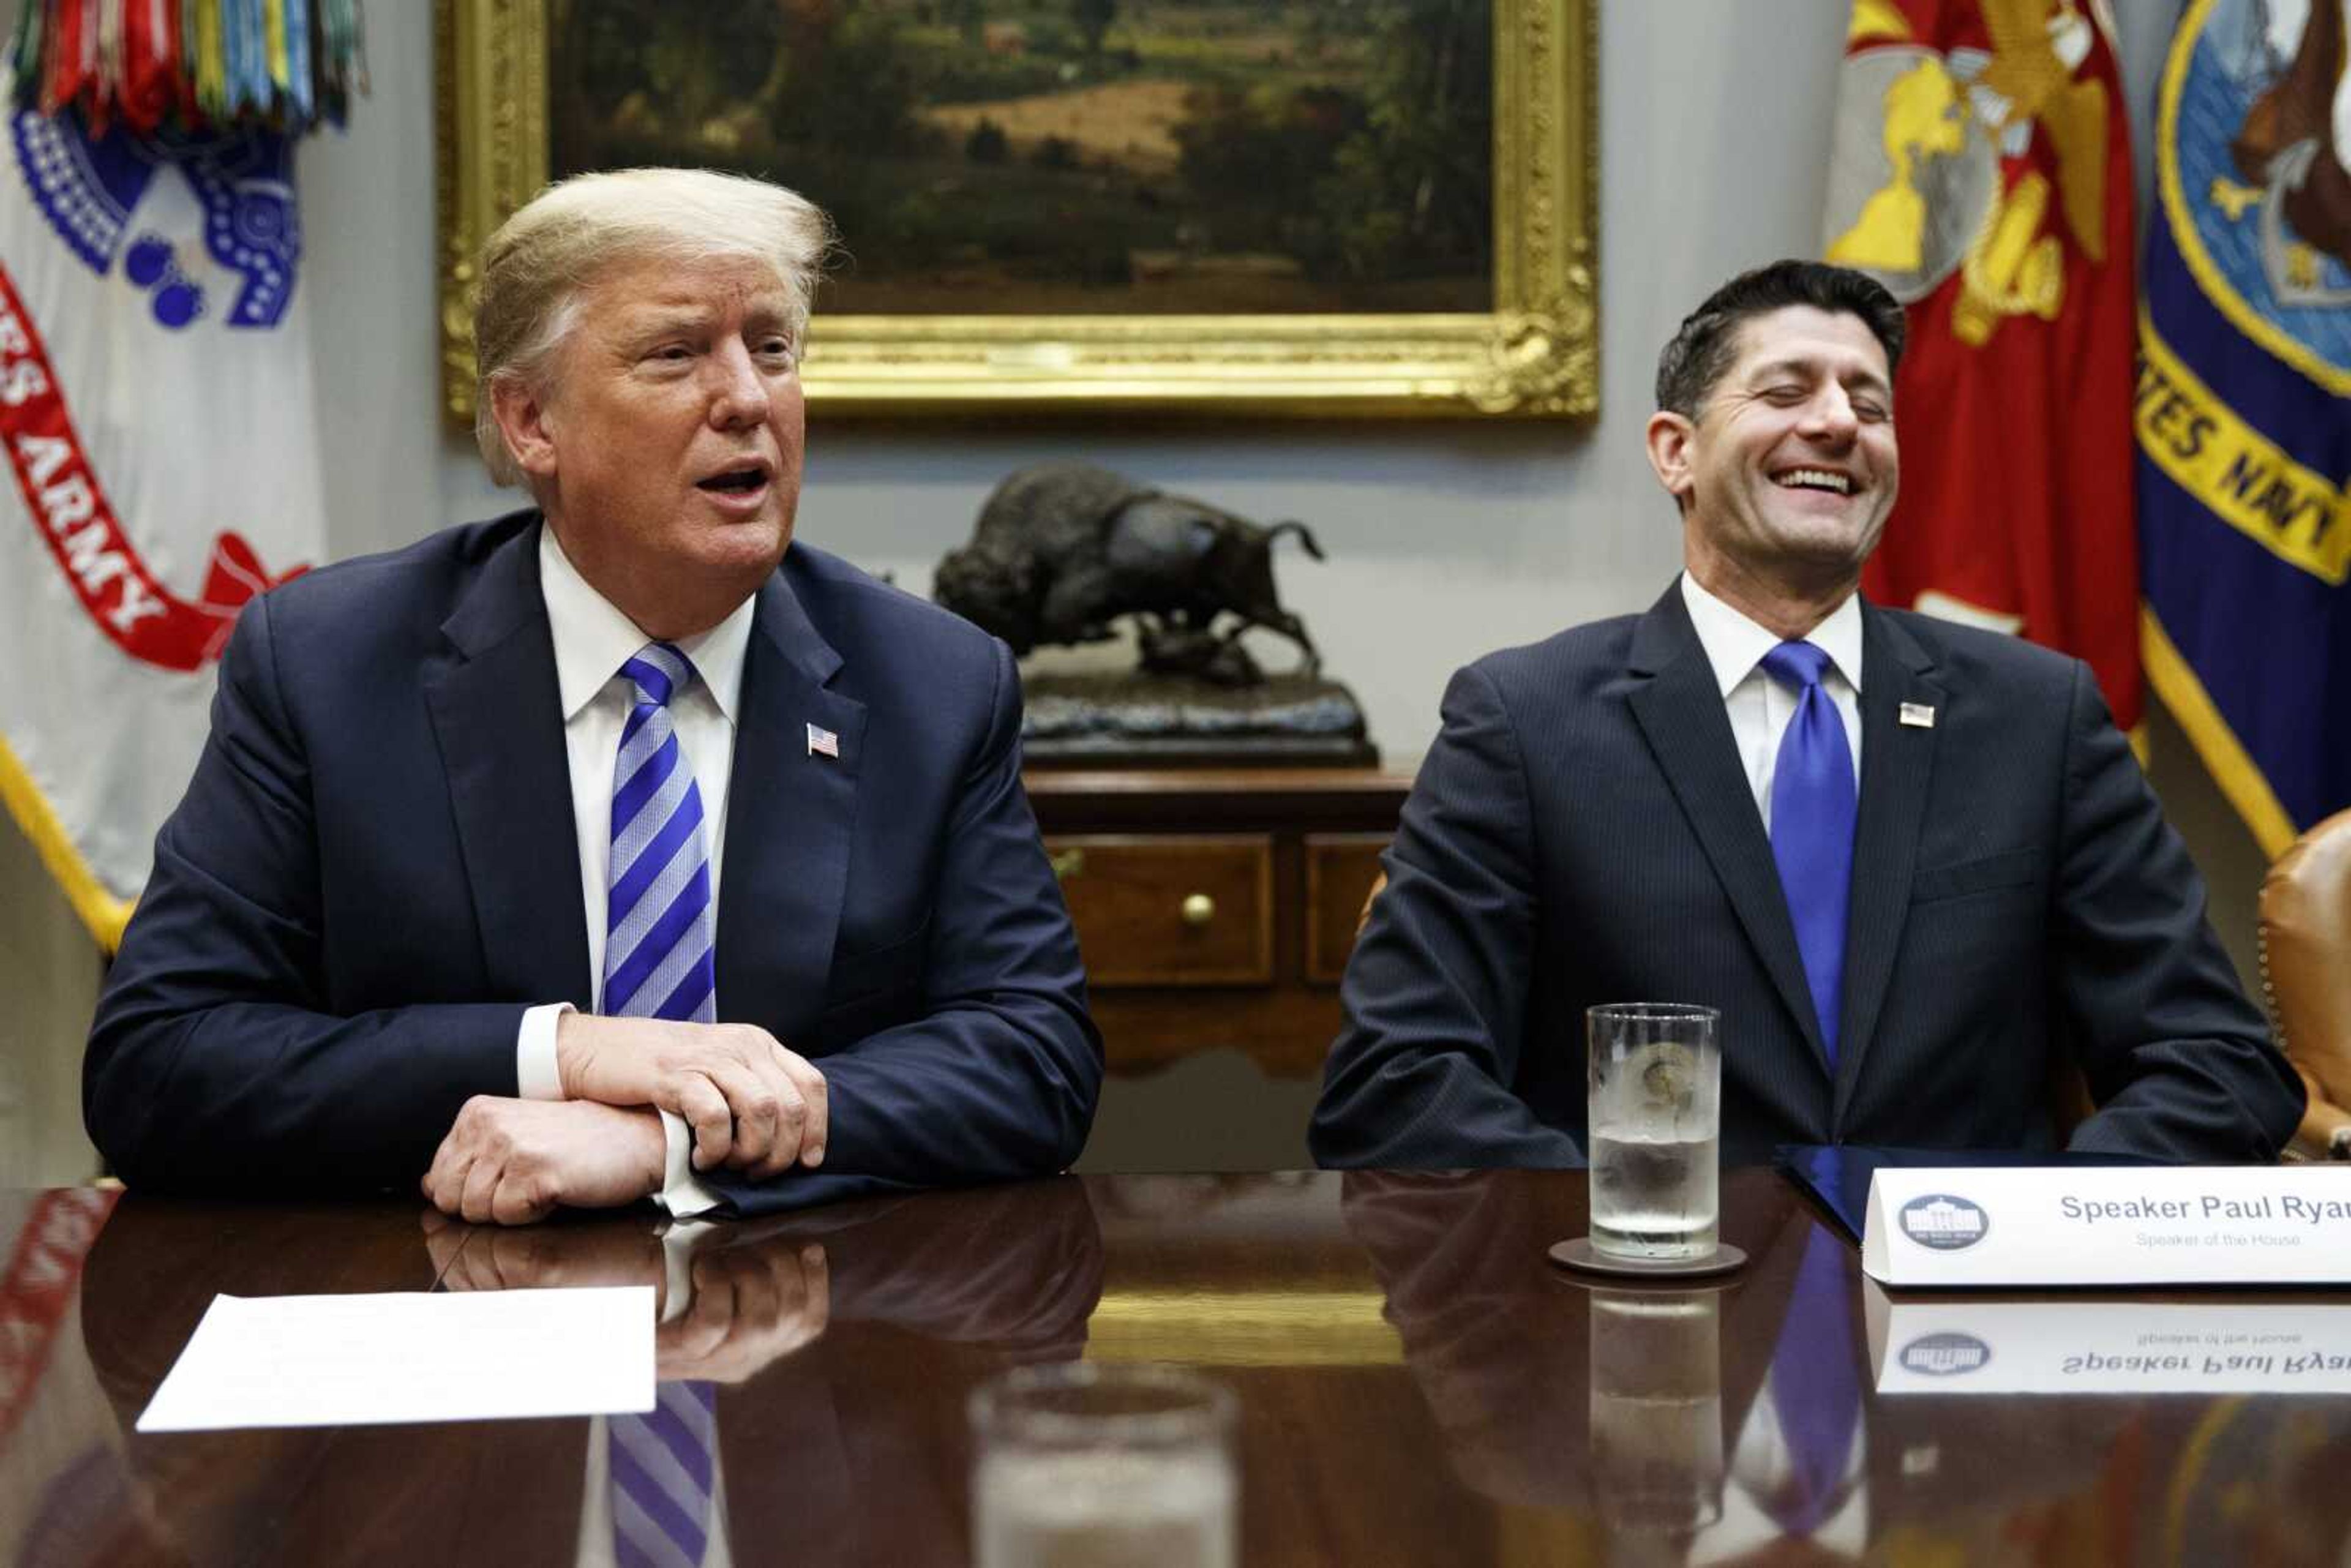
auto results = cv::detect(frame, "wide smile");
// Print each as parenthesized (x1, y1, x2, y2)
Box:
(1769, 464, 1859, 498)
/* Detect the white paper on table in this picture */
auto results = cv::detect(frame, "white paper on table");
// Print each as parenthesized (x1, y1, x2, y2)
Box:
(136, 1286, 656, 1433)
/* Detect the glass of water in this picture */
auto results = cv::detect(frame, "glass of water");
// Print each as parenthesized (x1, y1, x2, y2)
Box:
(1589, 1286, 1727, 1537)
(970, 1362, 1237, 1568)
(1587, 1003, 1722, 1261)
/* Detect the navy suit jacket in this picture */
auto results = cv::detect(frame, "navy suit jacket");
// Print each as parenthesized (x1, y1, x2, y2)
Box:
(86, 512, 1102, 1213)
(1312, 583, 2302, 1168)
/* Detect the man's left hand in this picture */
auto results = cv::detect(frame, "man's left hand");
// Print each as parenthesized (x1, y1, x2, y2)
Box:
(421, 1097, 666, 1225)
(421, 1207, 667, 1297)
(659, 1241, 830, 1384)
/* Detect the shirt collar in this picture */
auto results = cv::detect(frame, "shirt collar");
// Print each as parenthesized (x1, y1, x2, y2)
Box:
(1679, 571, 1864, 698)
(538, 523, 754, 724)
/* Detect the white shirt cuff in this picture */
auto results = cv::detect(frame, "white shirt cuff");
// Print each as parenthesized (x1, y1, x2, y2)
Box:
(516, 1002, 572, 1100)
(658, 1219, 718, 1321)
(656, 1111, 724, 1220)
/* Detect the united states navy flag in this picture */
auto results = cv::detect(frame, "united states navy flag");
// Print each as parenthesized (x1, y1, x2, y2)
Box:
(2137, 0, 2351, 857)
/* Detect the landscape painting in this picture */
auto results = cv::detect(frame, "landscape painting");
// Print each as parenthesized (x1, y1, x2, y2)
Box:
(545, 0, 1495, 317)
(437, 0, 1592, 417)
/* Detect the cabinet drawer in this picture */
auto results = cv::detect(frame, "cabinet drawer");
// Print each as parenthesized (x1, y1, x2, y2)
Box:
(1305, 835, 1390, 985)
(1046, 835, 1273, 986)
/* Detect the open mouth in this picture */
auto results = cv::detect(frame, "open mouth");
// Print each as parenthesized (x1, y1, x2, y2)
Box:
(697, 463, 770, 495)
(1772, 467, 1855, 496)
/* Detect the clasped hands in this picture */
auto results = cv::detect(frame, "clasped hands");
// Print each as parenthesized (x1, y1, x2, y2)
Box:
(422, 1212, 831, 1382)
(421, 1015, 828, 1225)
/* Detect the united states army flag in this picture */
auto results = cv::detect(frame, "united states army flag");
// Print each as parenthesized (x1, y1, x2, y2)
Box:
(0, 83, 321, 947)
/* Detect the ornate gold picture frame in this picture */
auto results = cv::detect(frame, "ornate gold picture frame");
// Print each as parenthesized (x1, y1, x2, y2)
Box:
(436, 0, 1595, 421)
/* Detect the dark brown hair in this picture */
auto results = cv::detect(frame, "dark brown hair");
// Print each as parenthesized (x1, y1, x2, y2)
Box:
(1654, 260, 1905, 419)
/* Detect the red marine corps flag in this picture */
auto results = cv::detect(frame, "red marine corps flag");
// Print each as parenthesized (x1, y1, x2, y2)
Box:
(0, 73, 325, 948)
(1823, 0, 2142, 732)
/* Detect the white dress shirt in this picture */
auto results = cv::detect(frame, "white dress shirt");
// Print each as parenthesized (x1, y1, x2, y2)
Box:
(1678, 572, 1864, 829)
(1668, 589, 1869, 1562)
(575, 1221, 732, 1567)
(515, 525, 757, 1218)
(1684, 1384, 1869, 1563)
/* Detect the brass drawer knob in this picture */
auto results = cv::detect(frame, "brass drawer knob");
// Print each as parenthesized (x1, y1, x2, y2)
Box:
(1049, 847, 1086, 882)
(1181, 893, 1216, 927)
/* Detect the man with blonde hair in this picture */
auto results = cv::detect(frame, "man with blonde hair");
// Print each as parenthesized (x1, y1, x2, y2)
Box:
(88, 168, 1101, 1220)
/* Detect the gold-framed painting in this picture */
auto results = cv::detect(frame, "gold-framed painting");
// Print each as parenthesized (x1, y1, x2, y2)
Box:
(436, 0, 1595, 420)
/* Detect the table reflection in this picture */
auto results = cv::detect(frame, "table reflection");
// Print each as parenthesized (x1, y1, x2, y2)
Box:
(1867, 1289, 2351, 1395)
(71, 1179, 1100, 1568)
(1342, 1168, 2160, 1566)
(422, 1180, 1100, 1384)
(1338, 1169, 1807, 1520)
(12, 1171, 2351, 1566)
(0, 1190, 154, 1568)
(1588, 1284, 1727, 1551)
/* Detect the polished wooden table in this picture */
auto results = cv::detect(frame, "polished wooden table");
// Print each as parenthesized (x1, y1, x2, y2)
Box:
(4, 1171, 2348, 1565)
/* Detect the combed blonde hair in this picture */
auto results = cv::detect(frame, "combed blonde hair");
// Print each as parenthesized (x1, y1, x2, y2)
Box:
(471, 167, 834, 485)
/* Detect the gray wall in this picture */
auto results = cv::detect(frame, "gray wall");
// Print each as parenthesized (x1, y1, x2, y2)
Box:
(3, 0, 2263, 1184)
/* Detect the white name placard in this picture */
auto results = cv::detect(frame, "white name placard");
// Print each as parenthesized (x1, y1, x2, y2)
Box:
(1860, 1166, 2351, 1288)
(1864, 1290, 2351, 1394)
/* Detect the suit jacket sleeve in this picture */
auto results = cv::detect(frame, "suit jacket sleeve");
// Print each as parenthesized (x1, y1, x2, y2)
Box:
(85, 594, 527, 1195)
(2051, 661, 2303, 1161)
(1310, 662, 1583, 1169)
(702, 638, 1102, 1217)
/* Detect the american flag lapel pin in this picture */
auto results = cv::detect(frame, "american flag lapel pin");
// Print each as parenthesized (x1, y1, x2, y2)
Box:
(1899, 702, 1936, 729)
(806, 722, 840, 759)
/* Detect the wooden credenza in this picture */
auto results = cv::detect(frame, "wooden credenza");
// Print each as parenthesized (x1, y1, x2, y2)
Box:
(1024, 768, 1414, 1079)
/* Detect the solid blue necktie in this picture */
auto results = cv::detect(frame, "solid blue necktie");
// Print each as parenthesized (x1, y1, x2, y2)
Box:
(604, 642, 716, 1025)
(611, 1378, 719, 1567)
(1763, 1229, 1863, 1537)
(1760, 641, 1856, 1064)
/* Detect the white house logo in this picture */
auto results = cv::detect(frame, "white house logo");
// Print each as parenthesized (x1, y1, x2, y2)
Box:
(1899, 1332, 1992, 1377)
(1899, 1194, 1990, 1250)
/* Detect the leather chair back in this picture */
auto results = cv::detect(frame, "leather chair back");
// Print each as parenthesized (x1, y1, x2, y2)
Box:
(2259, 807, 2351, 1158)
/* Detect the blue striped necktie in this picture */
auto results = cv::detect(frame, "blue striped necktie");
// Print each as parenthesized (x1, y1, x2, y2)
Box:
(612, 1379, 719, 1567)
(1760, 641, 1856, 1064)
(604, 644, 723, 1564)
(605, 642, 716, 1025)
(605, 644, 722, 1564)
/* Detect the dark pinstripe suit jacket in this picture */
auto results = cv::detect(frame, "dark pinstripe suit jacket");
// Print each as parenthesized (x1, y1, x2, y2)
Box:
(1312, 583, 2303, 1168)
(87, 513, 1101, 1213)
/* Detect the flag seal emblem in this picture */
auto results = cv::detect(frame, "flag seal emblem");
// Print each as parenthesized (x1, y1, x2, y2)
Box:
(2156, 0, 2351, 391)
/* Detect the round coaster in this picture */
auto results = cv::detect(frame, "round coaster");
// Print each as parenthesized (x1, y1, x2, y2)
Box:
(1547, 1237, 1748, 1279)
